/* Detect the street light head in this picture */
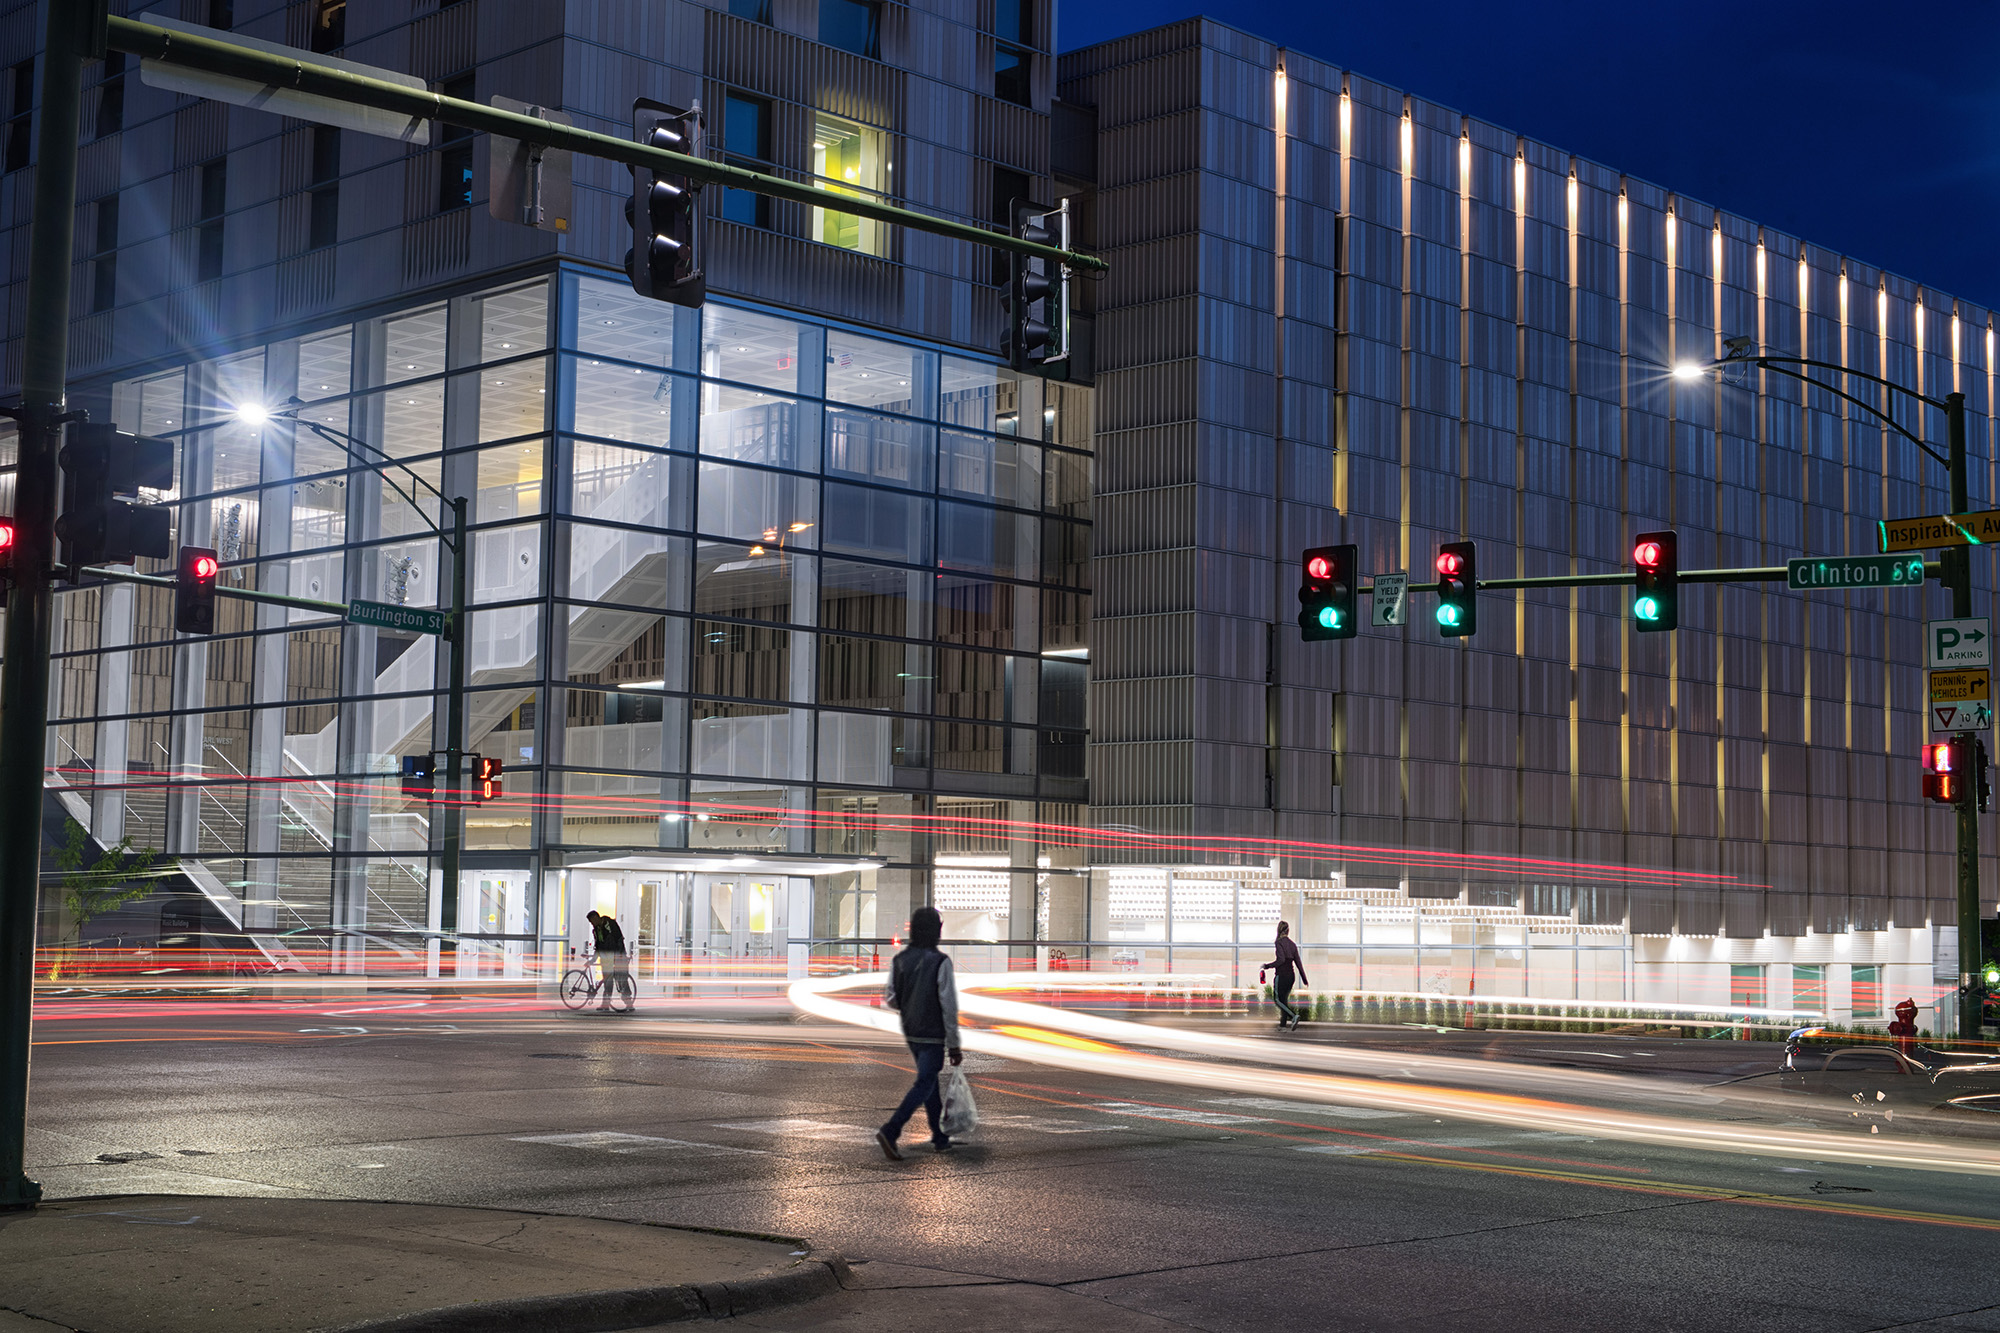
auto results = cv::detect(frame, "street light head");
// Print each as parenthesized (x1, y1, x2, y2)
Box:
(235, 403, 270, 426)
(1671, 363, 1705, 381)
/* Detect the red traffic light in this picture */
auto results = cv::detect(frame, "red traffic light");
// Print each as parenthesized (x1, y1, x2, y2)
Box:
(1436, 551, 1464, 578)
(1633, 540, 1664, 569)
(1305, 554, 1332, 581)
(190, 553, 218, 581)
(0, 523, 16, 553)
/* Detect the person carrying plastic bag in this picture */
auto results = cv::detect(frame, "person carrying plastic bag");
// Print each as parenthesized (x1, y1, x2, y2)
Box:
(875, 906, 963, 1160)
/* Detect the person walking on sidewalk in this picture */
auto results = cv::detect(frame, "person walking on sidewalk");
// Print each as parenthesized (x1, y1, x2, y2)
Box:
(1260, 920, 1308, 1031)
(875, 906, 961, 1160)
(587, 909, 636, 1013)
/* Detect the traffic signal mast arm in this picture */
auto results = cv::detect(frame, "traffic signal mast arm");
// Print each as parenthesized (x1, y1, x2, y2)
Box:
(104, 15, 1105, 278)
(1359, 562, 1919, 597)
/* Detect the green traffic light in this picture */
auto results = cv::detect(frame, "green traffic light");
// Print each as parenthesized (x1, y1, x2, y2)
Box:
(1635, 595, 1661, 621)
(1317, 606, 1339, 629)
(1985, 963, 1999, 986)
(1436, 604, 1461, 628)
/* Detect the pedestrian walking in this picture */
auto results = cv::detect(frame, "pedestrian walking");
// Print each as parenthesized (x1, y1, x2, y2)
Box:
(1260, 921, 1308, 1031)
(586, 909, 636, 1013)
(875, 905, 961, 1160)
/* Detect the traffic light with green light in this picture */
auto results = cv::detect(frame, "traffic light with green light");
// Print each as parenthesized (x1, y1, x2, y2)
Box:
(1632, 529, 1677, 631)
(1297, 544, 1358, 641)
(1434, 542, 1475, 637)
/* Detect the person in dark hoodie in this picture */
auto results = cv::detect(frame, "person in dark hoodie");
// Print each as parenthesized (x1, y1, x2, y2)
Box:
(875, 905, 961, 1160)
(1260, 920, 1308, 1031)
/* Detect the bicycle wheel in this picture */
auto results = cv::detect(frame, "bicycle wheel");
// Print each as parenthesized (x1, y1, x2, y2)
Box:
(558, 969, 594, 1010)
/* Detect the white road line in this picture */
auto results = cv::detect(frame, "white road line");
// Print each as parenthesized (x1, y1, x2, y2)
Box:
(1093, 1102, 1267, 1126)
(512, 1131, 765, 1155)
(1205, 1097, 1413, 1120)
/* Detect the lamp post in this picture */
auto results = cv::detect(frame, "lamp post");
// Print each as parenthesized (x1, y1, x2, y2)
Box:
(1679, 345, 1981, 1042)
(247, 401, 472, 969)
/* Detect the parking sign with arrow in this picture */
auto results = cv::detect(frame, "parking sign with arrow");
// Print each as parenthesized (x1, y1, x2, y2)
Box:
(1928, 618, 1991, 670)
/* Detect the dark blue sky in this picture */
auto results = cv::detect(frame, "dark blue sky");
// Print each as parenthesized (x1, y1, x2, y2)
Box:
(1061, 1, 2000, 312)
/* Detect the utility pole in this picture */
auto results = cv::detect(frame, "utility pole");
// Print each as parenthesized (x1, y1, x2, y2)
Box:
(0, 0, 90, 1210)
(440, 497, 469, 959)
(1946, 391, 1984, 1043)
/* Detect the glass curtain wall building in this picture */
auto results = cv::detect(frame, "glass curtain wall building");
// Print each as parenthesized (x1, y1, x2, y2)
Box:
(54, 268, 1093, 977)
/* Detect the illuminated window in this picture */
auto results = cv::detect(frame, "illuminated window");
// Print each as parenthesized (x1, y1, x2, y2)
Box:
(719, 93, 772, 229)
(811, 112, 885, 255)
(1850, 964, 1881, 1018)
(1729, 963, 1766, 1008)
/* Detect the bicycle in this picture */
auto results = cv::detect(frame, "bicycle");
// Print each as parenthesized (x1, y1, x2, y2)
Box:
(559, 950, 604, 1010)
(559, 949, 637, 1012)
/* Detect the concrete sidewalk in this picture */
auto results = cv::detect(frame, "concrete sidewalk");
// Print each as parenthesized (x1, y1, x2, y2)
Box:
(0, 1195, 843, 1333)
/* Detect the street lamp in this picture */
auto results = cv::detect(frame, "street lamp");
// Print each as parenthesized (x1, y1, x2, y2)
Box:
(1680, 341, 1982, 1041)
(238, 399, 474, 971)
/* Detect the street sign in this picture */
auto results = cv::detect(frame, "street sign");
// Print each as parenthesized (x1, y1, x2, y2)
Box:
(1880, 507, 2000, 553)
(1785, 555, 1926, 591)
(1930, 669, 1991, 704)
(349, 600, 450, 637)
(138, 16, 431, 143)
(1371, 573, 1408, 626)
(1927, 618, 1992, 670)
(1932, 702, 1995, 734)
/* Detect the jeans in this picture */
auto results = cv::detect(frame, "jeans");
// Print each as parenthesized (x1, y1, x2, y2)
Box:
(882, 1041, 947, 1143)
(1273, 973, 1298, 1026)
(598, 951, 635, 1008)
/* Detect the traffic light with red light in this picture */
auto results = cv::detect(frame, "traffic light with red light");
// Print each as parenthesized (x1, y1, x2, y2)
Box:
(0, 518, 16, 582)
(475, 755, 504, 802)
(1632, 529, 1677, 632)
(1297, 544, 1358, 641)
(174, 546, 218, 634)
(1434, 541, 1476, 637)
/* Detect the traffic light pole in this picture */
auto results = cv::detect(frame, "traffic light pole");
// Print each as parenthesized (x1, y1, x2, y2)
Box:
(0, 0, 87, 1211)
(440, 498, 469, 965)
(1945, 391, 1984, 1041)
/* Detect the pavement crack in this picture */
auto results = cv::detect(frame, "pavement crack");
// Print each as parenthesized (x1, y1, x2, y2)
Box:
(1862, 1302, 2000, 1332)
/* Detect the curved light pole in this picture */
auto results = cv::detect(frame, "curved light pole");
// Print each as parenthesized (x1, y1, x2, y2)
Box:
(1678, 343, 1981, 1042)
(246, 400, 471, 971)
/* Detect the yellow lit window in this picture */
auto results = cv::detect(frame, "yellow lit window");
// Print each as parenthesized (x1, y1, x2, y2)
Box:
(811, 112, 885, 255)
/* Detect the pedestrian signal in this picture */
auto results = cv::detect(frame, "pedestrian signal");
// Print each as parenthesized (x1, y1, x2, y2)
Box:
(475, 755, 504, 802)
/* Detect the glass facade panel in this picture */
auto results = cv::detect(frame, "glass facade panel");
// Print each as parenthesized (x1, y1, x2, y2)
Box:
(77, 279, 1086, 979)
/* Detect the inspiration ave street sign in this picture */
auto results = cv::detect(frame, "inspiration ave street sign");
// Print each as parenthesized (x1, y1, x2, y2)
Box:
(1785, 555, 1927, 591)
(1879, 507, 2000, 553)
(349, 599, 450, 637)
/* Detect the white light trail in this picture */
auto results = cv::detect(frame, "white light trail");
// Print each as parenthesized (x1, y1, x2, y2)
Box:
(791, 972, 2000, 1179)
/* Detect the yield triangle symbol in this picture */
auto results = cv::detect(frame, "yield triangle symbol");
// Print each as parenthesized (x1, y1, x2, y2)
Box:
(1935, 705, 1959, 730)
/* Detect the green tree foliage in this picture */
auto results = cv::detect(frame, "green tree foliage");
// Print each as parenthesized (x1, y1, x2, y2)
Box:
(55, 817, 161, 944)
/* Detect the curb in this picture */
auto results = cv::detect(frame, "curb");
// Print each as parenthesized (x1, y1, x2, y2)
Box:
(319, 1254, 852, 1333)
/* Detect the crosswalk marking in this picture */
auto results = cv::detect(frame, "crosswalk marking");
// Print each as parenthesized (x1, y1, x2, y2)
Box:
(1094, 1102, 1267, 1126)
(512, 1131, 764, 1156)
(1205, 1097, 1413, 1120)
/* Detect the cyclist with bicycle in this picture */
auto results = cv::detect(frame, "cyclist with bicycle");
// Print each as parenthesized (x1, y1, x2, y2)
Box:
(586, 909, 637, 1013)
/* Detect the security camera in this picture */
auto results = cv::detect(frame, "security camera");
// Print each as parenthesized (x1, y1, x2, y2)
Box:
(1722, 335, 1755, 356)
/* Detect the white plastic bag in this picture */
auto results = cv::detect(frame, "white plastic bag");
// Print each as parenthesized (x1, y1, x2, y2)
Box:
(938, 1065, 979, 1136)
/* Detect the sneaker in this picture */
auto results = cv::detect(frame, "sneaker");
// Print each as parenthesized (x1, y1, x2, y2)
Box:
(932, 1137, 955, 1153)
(875, 1129, 903, 1161)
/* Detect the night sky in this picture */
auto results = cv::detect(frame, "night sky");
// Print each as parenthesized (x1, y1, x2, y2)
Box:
(1061, 1, 2000, 313)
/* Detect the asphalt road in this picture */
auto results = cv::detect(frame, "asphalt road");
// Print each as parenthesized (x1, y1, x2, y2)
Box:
(23, 998, 2000, 1332)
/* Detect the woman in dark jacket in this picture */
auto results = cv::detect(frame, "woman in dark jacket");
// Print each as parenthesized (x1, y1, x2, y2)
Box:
(1260, 921, 1308, 1031)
